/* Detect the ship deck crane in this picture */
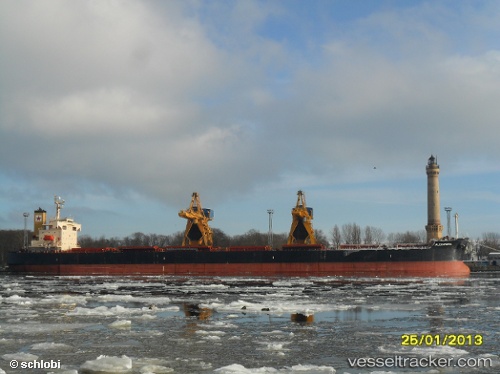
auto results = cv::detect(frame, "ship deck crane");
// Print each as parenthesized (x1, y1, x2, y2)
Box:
(178, 192, 214, 247)
(287, 190, 317, 245)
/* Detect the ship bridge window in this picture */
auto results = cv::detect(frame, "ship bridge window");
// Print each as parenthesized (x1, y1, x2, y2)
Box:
(62, 226, 67, 230)
(73, 227, 77, 231)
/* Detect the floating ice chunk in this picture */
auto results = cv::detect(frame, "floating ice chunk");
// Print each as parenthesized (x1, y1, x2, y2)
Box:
(156, 305, 179, 312)
(195, 330, 225, 336)
(272, 280, 292, 287)
(0, 368, 5, 374)
(139, 364, 174, 373)
(261, 330, 286, 335)
(109, 320, 132, 329)
(31, 342, 72, 350)
(96, 294, 135, 302)
(67, 306, 113, 316)
(4, 295, 32, 305)
(2, 352, 39, 361)
(379, 344, 469, 356)
(213, 364, 277, 373)
(68, 305, 141, 316)
(214, 364, 336, 373)
(204, 335, 222, 341)
(134, 357, 172, 367)
(80, 355, 132, 373)
(1, 322, 95, 334)
(41, 294, 88, 305)
(209, 321, 237, 329)
(288, 365, 336, 373)
(409, 345, 469, 356)
(139, 314, 157, 320)
(264, 342, 287, 351)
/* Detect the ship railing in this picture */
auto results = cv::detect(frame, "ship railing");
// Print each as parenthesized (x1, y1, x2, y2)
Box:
(117, 246, 159, 252)
(66, 247, 119, 253)
(282, 244, 325, 251)
(394, 243, 427, 250)
(338, 244, 385, 250)
(212, 246, 271, 252)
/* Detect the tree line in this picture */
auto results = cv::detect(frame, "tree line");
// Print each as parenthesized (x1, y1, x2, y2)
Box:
(0, 230, 24, 265)
(76, 228, 331, 249)
(73, 223, 428, 250)
(2, 226, 500, 265)
(330, 223, 426, 249)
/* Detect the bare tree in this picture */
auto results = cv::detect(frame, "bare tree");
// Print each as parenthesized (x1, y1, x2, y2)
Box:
(123, 232, 147, 246)
(314, 229, 329, 246)
(212, 228, 231, 247)
(364, 226, 385, 244)
(0, 230, 24, 265)
(482, 232, 500, 247)
(342, 223, 361, 244)
(272, 232, 288, 248)
(169, 231, 185, 246)
(331, 225, 342, 249)
(480, 232, 500, 257)
(388, 230, 425, 243)
(147, 233, 170, 247)
(364, 226, 373, 244)
(232, 229, 268, 246)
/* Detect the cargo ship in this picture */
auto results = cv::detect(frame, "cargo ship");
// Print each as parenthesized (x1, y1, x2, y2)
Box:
(7, 190, 470, 277)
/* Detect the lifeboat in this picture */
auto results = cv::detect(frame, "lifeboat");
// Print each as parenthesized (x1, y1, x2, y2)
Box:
(43, 235, 55, 241)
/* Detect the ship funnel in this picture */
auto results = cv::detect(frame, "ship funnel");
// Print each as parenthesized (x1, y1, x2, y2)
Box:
(33, 208, 47, 239)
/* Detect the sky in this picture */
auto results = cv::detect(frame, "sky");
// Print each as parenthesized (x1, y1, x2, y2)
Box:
(1, 0, 500, 242)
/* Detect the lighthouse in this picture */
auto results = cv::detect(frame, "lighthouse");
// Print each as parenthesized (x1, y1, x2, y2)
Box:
(425, 155, 443, 242)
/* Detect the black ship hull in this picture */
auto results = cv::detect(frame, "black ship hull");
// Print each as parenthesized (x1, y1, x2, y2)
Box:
(7, 239, 470, 277)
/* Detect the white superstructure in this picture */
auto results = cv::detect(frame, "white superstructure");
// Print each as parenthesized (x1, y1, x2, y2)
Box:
(31, 196, 81, 251)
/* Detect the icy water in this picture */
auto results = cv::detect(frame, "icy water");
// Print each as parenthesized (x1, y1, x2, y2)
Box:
(0, 273, 498, 374)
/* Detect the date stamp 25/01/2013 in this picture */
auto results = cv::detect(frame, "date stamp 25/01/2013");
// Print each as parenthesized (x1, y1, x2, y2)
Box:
(401, 334, 483, 347)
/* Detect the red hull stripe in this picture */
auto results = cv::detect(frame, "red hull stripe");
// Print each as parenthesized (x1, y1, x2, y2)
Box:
(11, 261, 470, 277)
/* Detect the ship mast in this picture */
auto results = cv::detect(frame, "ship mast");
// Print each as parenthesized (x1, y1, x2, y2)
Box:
(54, 196, 65, 220)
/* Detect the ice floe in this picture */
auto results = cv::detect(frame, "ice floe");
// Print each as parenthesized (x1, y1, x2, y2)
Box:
(195, 330, 226, 336)
(109, 319, 132, 329)
(214, 363, 336, 373)
(2, 352, 39, 361)
(67, 304, 178, 317)
(2, 294, 32, 305)
(379, 344, 469, 356)
(31, 342, 72, 350)
(1, 322, 95, 334)
(138, 364, 174, 373)
(80, 355, 132, 373)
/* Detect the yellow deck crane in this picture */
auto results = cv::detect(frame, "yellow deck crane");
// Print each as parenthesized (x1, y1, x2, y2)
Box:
(178, 192, 214, 247)
(286, 190, 317, 245)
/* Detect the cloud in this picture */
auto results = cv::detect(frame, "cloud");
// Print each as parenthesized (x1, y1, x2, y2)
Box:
(0, 1, 271, 199)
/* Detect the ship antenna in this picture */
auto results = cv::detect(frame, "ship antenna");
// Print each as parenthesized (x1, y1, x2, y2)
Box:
(54, 195, 65, 220)
(23, 212, 30, 249)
